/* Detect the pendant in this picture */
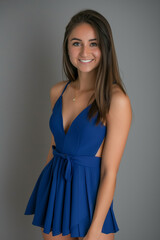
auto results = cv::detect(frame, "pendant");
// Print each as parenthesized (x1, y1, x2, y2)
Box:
(73, 97, 76, 102)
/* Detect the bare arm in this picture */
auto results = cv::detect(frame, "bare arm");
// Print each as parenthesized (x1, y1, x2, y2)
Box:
(44, 81, 68, 167)
(44, 85, 57, 167)
(86, 87, 132, 239)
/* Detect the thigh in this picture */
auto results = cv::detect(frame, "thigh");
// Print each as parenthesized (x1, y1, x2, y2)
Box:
(41, 228, 78, 240)
(99, 232, 114, 240)
(77, 232, 114, 240)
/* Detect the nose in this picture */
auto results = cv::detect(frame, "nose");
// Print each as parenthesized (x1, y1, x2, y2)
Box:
(80, 45, 90, 57)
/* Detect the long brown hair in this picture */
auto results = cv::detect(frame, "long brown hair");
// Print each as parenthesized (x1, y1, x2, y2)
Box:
(62, 9, 127, 125)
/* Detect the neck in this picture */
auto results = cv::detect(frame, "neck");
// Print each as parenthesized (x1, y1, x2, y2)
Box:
(75, 70, 97, 91)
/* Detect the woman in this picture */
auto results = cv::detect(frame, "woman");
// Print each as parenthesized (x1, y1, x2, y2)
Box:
(24, 9, 132, 240)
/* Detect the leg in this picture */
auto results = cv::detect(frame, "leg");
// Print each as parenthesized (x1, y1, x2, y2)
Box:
(99, 233, 114, 240)
(77, 232, 114, 240)
(41, 228, 78, 240)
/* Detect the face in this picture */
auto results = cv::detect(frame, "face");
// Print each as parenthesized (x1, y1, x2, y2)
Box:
(67, 23, 101, 74)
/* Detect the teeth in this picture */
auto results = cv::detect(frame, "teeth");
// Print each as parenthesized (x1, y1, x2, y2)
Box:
(79, 59, 93, 63)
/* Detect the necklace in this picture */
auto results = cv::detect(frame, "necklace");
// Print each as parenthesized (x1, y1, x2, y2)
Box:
(72, 91, 82, 102)
(72, 91, 81, 102)
(71, 81, 82, 102)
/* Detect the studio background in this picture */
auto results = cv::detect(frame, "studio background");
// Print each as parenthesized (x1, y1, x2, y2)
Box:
(0, 1, 159, 240)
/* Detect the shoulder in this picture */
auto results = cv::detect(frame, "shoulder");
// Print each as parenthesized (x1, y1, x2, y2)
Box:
(111, 84, 130, 106)
(106, 84, 132, 124)
(49, 80, 69, 110)
(50, 80, 69, 98)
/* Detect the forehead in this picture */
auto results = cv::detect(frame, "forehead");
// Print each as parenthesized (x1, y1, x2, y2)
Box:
(69, 23, 98, 39)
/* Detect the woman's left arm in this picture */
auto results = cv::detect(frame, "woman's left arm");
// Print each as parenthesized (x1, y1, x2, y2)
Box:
(85, 89, 132, 240)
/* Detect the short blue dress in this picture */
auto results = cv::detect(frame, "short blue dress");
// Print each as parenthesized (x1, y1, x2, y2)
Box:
(24, 80, 119, 237)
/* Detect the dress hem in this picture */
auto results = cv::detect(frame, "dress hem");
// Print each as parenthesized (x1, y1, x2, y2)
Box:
(26, 218, 119, 237)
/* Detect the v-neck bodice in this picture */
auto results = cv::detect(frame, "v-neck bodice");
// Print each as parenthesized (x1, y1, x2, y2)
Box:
(60, 80, 95, 135)
(49, 80, 107, 155)
(60, 94, 93, 135)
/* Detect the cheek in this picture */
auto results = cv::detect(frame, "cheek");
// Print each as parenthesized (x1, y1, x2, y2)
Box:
(68, 47, 78, 59)
(94, 49, 101, 59)
(67, 48, 78, 66)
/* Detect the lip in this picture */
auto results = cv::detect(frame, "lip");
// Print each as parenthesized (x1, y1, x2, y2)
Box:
(79, 59, 94, 63)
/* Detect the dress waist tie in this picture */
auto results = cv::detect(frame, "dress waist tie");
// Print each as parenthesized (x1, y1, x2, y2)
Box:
(52, 145, 101, 181)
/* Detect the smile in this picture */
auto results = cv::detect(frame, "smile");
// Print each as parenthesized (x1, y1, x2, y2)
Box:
(79, 59, 94, 63)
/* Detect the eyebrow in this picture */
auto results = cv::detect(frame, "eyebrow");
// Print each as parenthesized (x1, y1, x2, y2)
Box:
(70, 38, 97, 41)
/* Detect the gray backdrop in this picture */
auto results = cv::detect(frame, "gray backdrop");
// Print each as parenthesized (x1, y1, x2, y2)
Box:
(0, 1, 159, 240)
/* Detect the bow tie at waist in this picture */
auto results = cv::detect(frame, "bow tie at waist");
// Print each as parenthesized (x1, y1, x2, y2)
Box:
(52, 145, 101, 181)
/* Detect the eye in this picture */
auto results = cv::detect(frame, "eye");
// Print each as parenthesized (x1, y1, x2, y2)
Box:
(72, 42, 98, 47)
(72, 42, 80, 46)
(90, 42, 98, 47)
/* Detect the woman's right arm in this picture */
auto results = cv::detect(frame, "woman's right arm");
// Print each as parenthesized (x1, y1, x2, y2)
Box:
(44, 80, 68, 167)
(44, 85, 57, 167)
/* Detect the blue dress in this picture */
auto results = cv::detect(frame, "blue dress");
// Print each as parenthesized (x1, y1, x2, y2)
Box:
(24, 80, 119, 237)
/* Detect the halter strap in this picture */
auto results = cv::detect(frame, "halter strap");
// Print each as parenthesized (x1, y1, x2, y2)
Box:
(60, 80, 71, 96)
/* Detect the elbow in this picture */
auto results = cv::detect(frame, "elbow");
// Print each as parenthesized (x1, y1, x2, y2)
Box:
(100, 168, 117, 182)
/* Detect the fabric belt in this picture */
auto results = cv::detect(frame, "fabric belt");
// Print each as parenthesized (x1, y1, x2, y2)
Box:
(52, 145, 101, 181)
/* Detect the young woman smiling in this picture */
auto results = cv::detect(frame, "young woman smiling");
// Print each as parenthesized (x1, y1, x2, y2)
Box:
(24, 9, 132, 240)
